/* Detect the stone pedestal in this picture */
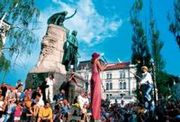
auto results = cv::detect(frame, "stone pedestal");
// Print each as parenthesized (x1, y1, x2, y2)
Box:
(31, 24, 67, 73)
(26, 72, 65, 94)
(26, 24, 68, 94)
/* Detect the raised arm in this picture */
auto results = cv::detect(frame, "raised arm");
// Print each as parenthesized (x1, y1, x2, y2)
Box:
(65, 9, 77, 20)
(96, 60, 107, 71)
(69, 74, 82, 87)
(140, 73, 151, 85)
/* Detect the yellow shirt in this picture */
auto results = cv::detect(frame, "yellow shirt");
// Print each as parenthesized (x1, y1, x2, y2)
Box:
(38, 107, 53, 119)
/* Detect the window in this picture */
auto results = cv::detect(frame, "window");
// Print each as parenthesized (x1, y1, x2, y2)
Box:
(106, 73, 112, 79)
(106, 82, 113, 90)
(110, 74, 112, 79)
(106, 74, 109, 79)
(109, 94, 112, 98)
(110, 82, 113, 90)
(120, 71, 125, 79)
(106, 83, 109, 90)
(106, 94, 109, 99)
(120, 82, 123, 89)
(106, 94, 112, 99)
(123, 82, 126, 89)
(120, 81, 126, 89)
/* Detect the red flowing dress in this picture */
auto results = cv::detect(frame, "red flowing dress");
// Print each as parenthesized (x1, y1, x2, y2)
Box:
(90, 61, 101, 120)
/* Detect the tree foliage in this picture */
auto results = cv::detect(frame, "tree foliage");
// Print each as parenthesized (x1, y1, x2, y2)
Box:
(149, 0, 168, 96)
(149, 0, 179, 97)
(168, 0, 180, 48)
(130, 0, 151, 74)
(150, 22, 169, 96)
(0, 0, 40, 71)
(0, 53, 10, 71)
(130, 0, 151, 101)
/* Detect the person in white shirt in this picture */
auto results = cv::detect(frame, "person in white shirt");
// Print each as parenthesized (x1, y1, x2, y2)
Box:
(3, 98, 16, 122)
(139, 66, 153, 102)
(36, 93, 44, 107)
(77, 91, 89, 121)
(45, 74, 55, 103)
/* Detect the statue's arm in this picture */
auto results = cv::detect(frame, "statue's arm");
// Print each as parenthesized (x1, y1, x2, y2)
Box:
(67, 36, 74, 44)
(65, 9, 77, 20)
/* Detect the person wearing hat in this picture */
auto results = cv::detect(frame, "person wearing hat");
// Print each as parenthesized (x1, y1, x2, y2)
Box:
(90, 52, 107, 121)
(139, 66, 153, 103)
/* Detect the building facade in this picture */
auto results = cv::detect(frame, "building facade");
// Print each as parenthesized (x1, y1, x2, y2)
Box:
(77, 60, 137, 104)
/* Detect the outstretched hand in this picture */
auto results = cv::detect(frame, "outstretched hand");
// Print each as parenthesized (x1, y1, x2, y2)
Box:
(69, 73, 75, 81)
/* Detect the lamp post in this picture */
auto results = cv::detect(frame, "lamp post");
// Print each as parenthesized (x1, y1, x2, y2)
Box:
(85, 70, 89, 92)
(150, 58, 158, 105)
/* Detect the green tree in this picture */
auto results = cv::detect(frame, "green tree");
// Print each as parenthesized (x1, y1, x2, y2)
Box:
(168, 0, 180, 48)
(149, 0, 167, 97)
(0, 0, 40, 71)
(130, 0, 151, 101)
(130, 0, 151, 75)
(0, 53, 10, 82)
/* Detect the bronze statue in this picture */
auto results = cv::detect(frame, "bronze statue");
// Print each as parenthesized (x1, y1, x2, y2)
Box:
(62, 30, 78, 71)
(47, 9, 77, 26)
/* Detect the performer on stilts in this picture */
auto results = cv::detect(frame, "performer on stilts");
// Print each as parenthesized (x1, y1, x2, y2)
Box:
(90, 52, 107, 122)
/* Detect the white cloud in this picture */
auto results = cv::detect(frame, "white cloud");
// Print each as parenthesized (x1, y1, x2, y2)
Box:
(49, 0, 123, 45)
(109, 20, 123, 31)
(9, 0, 123, 70)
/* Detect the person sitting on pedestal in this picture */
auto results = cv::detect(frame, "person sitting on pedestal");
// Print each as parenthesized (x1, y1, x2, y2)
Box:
(45, 74, 55, 103)
(54, 89, 66, 103)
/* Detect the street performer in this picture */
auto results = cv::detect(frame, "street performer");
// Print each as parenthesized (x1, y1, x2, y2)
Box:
(139, 66, 153, 107)
(90, 52, 107, 121)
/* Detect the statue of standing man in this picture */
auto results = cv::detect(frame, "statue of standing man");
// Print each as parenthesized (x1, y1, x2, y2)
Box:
(62, 30, 78, 72)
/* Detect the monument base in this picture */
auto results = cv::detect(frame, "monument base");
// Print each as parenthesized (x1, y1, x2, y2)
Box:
(25, 72, 66, 95)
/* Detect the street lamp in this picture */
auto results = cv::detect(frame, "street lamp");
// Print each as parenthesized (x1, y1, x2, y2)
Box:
(85, 70, 89, 92)
(150, 58, 158, 105)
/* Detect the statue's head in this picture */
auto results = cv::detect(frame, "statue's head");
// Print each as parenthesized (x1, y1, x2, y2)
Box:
(64, 11, 68, 15)
(72, 30, 77, 36)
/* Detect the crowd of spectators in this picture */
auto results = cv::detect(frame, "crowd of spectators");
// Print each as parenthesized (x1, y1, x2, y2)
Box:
(100, 98, 180, 122)
(0, 80, 179, 122)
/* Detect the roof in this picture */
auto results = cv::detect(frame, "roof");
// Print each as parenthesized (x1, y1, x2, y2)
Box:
(0, 84, 16, 90)
(78, 60, 131, 71)
(78, 60, 91, 70)
(105, 62, 130, 71)
(78, 59, 105, 70)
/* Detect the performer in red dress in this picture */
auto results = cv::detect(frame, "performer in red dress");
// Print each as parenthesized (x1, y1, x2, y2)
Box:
(90, 52, 107, 121)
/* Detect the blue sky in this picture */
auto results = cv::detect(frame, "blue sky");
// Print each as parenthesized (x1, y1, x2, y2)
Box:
(1, 0, 180, 85)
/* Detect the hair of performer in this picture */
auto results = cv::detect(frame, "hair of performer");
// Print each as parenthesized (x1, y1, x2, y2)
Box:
(90, 52, 107, 121)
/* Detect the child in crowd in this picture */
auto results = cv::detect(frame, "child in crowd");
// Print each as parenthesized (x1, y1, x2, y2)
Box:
(14, 101, 23, 122)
